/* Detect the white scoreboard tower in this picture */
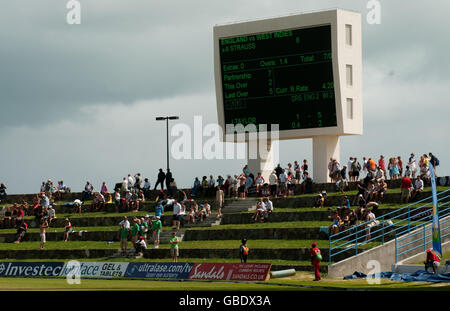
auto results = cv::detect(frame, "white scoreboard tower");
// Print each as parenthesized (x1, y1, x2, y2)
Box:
(214, 9, 363, 183)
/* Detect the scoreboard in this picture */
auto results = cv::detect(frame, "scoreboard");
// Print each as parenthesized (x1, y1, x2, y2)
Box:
(219, 25, 337, 132)
(214, 9, 363, 141)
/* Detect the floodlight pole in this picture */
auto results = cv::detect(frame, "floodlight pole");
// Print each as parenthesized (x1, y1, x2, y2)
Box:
(156, 116, 179, 171)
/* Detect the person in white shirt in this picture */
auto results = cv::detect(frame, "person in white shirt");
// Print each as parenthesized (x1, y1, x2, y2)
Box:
(208, 176, 216, 188)
(411, 176, 424, 200)
(119, 216, 130, 229)
(127, 174, 134, 190)
(172, 200, 182, 230)
(253, 198, 266, 222)
(279, 170, 288, 197)
(269, 171, 278, 197)
(347, 157, 354, 181)
(263, 197, 273, 221)
(48, 206, 56, 227)
(408, 153, 417, 178)
(73, 199, 82, 214)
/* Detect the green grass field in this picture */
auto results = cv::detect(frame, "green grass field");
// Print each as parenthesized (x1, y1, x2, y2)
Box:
(0, 271, 448, 291)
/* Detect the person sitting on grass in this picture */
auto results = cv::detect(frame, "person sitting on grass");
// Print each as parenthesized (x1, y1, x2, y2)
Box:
(169, 232, 180, 262)
(263, 197, 273, 222)
(63, 218, 73, 242)
(135, 235, 147, 257)
(139, 217, 148, 244)
(240, 238, 249, 263)
(114, 189, 121, 213)
(3, 206, 12, 228)
(328, 212, 341, 235)
(375, 179, 387, 203)
(187, 207, 196, 224)
(14, 219, 28, 244)
(40, 218, 48, 250)
(424, 249, 441, 274)
(252, 198, 266, 222)
(197, 204, 206, 222)
(314, 193, 325, 208)
(411, 176, 424, 201)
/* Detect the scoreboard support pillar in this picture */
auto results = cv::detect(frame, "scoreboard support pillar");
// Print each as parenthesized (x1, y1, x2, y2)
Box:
(312, 135, 340, 183)
(247, 139, 277, 183)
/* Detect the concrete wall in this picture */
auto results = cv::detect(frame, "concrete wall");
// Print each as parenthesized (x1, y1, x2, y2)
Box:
(328, 215, 450, 278)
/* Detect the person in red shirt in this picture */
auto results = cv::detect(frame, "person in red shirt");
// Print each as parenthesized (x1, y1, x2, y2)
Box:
(400, 175, 412, 203)
(378, 155, 386, 178)
(310, 242, 322, 281)
(424, 249, 441, 273)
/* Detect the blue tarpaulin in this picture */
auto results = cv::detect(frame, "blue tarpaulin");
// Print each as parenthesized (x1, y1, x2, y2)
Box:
(344, 270, 450, 283)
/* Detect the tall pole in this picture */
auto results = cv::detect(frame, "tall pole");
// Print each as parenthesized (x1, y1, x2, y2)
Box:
(166, 118, 169, 171)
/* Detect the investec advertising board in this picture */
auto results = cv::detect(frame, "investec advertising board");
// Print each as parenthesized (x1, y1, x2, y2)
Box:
(0, 262, 128, 278)
(0, 262, 271, 281)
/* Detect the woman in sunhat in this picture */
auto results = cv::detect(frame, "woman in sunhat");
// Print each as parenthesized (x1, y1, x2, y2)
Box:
(310, 242, 322, 281)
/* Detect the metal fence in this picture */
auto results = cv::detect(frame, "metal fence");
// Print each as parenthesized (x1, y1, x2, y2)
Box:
(329, 189, 450, 265)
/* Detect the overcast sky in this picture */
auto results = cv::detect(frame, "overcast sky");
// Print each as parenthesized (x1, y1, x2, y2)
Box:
(1, 0, 449, 194)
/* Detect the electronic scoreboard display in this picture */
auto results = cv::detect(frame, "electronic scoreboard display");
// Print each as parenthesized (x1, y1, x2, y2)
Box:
(218, 25, 337, 133)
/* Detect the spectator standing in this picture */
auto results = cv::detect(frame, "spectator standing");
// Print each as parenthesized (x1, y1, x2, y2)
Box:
(172, 200, 182, 230)
(82, 181, 94, 201)
(119, 223, 129, 254)
(362, 157, 368, 177)
(294, 161, 301, 184)
(240, 238, 249, 263)
(114, 189, 121, 212)
(119, 216, 130, 229)
(63, 218, 73, 242)
(397, 156, 403, 177)
(378, 156, 386, 179)
(169, 232, 180, 262)
(127, 174, 134, 190)
(408, 153, 417, 178)
(269, 171, 278, 197)
(279, 169, 288, 197)
(310, 242, 322, 281)
(40, 218, 48, 250)
(143, 178, 151, 199)
(0, 183, 7, 203)
(216, 186, 224, 219)
(134, 173, 142, 191)
(48, 205, 56, 227)
(165, 169, 173, 192)
(151, 216, 162, 249)
(400, 174, 413, 204)
(154, 169, 166, 191)
(130, 218, 140, 248)
(429, 152, 439, 176)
